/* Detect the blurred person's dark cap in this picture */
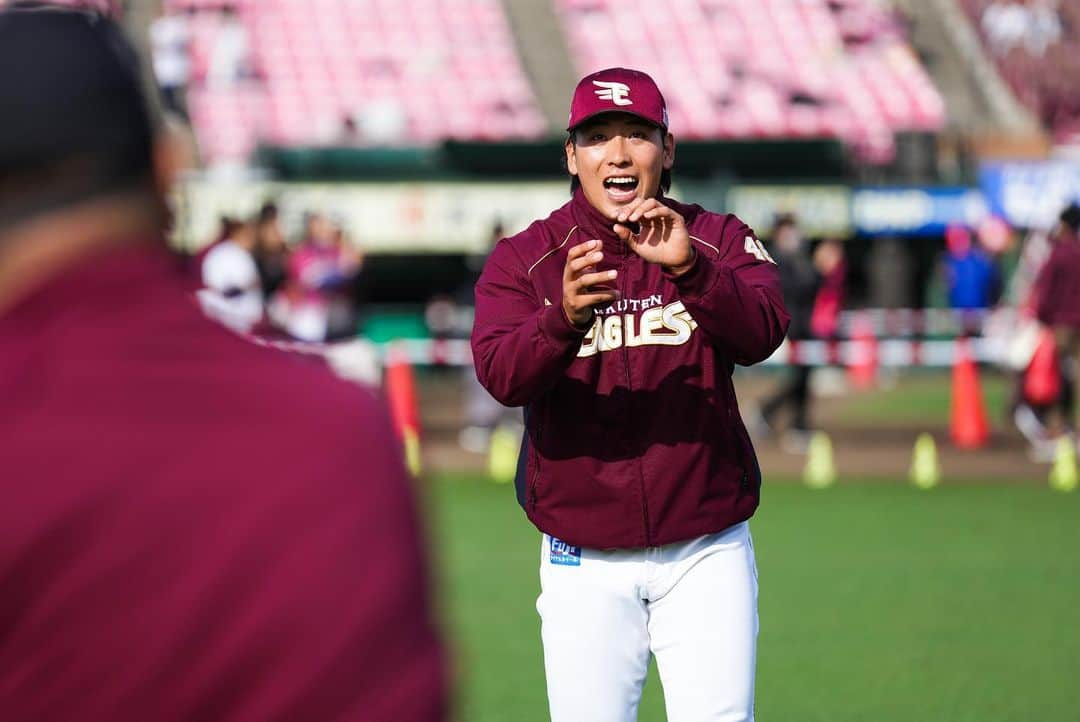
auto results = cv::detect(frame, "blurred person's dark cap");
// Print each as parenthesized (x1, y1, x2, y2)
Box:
(772, 213, 797, 229)
(1060, 202, 1080, 232)
(258, 201, 279, 222)
(0, 3, 153, 206)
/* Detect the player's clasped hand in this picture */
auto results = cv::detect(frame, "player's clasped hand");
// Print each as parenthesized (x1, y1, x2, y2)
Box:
(562, 239, 619, 328)
(613, 198, 696, 276)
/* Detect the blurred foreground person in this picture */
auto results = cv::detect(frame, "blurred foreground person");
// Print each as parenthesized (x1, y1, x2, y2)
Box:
(0, 6, 445, 722)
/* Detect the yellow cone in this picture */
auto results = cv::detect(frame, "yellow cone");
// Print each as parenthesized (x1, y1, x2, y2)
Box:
(488, 424, 520, 484)
(803, 431, 837, 489)
(1049, 436, 1078, 492)
(909, 433, 942, 490)
(402, 427, 422, 478)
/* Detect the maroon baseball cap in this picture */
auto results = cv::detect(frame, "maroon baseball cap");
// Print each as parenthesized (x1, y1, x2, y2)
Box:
(566, 67, 669, 132)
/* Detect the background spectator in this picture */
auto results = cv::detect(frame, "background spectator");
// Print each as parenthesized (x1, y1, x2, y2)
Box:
(459, 221, 517, 453)
(207, 3, 251, 88)
(280, 212, 360, 341)
(754, 215, 821, 451)
(1031, 203, 1080, 436)
(198, 216, 264, 333)
(810, 238, 847, 341)
(253, 201, 289, 299)
(981, 0, 1062, 56)
(149, 5, 191, 119)
(944, 224, 1001, 335)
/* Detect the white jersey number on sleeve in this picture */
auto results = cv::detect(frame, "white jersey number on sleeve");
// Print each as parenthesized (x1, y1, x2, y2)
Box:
(744, 236, 776, 265)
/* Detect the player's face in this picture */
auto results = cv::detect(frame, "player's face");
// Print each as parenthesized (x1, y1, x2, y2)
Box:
(566, 114, 675, 219)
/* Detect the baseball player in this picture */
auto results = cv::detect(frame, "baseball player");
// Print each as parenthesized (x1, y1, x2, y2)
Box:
(471, 68, 790, 721)
(1032, 203, 1080, 432)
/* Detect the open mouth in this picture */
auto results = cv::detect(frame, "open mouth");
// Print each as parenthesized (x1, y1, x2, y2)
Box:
(603, 176, 639, 201)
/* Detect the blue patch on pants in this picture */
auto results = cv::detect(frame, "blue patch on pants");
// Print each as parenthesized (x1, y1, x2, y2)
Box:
(549, 537, 581, 566)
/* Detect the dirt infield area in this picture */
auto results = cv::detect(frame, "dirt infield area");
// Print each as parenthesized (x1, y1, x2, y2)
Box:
(415, 367, 1059, 484)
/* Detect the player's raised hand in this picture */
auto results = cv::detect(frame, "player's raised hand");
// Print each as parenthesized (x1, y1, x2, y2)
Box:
(613, 198, 696, 276)
(562, 239, 619, 327)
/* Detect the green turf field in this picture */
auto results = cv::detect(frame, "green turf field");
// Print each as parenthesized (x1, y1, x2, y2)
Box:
(428, 475, 1079, 722)
(833, 371, 1010, 428)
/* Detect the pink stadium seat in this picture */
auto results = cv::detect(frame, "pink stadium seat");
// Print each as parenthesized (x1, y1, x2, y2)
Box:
(171, 0, 945, 165)
(555, 0, 946, 161)
(188, 85, 268, 163)
(171, 0, 546, 164)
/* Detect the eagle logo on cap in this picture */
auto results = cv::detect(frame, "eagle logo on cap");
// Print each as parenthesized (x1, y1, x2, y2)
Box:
(593, 80, 633, 106)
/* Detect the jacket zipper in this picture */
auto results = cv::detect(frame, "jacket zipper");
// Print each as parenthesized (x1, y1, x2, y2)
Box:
(621, 250, 651, 547)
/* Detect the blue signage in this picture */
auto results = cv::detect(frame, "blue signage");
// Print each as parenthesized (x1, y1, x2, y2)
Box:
(852, 187, 988, 236)
(980, 161, 1080, 230)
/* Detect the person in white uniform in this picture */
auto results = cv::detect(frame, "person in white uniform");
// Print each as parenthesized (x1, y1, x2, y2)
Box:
(199, 219, 263, 333)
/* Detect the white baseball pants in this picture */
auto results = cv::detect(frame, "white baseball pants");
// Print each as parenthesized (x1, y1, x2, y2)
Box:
(537, 522, 758, 722)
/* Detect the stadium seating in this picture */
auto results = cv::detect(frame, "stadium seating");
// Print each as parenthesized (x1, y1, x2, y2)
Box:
(165, 0, 547, 164)
(166, 0, 945, 165)
(959, 0, 1080, 143)
(555, 0, 945, 162)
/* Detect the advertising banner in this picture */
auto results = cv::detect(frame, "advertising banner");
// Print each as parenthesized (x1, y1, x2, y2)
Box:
(852, 187, 988, 236)
(979, 161, 1080, 230)
(172, 179, 571, 253)
(726, 185, 852, 237)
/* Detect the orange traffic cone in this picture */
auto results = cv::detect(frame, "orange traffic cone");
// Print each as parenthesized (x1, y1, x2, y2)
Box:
(950, 338, 989, 449)
(384, 345, 422, 476)
(847, 311, 878, 390)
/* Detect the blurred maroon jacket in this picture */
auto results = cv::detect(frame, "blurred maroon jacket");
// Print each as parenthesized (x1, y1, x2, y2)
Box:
(1035, 232, 1080, 329)
(0, 243, 445, 722)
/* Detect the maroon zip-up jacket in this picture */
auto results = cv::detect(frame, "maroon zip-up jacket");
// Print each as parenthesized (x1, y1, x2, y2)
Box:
(1034, 232, 1080, 329)
(472, 189, 790, 549)
(0, 243, 446, 722)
